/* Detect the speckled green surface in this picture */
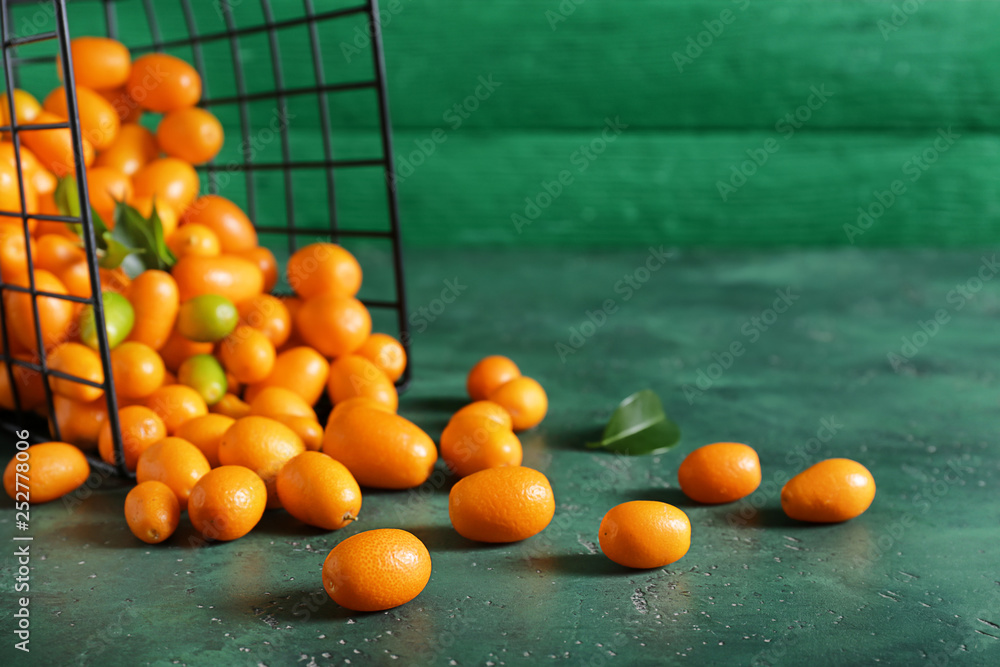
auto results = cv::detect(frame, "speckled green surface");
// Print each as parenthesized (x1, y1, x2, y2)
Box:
(2, 248, 999, 666)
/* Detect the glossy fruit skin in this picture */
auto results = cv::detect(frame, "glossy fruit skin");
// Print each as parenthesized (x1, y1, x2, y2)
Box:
(79, 290, 134, 350)
(450, 401, 513, 430)
(127, 53, 202, 113)
(248, 386, 317, 421)
(327, 354, 398, 411)
(176, 294, 238, 343)
(22, 111, 95, 176)
(125, 480, 179, 544)
(145, 384, 208, 435)
(322, 529, 431, 612)
(50, 395, 107, 448)
(3, 442, 89, 504)
(0, 142, 54, 197)
(177, 354, 227, 406)
(98, 405, 167, 470)
(188, 465, 266, 541)
(237, 246, 277, 293)
(125, 270, 179, 351)
(244, 346, 329, 406)
(218, 325, 276, 385)
(43, 85, 119, 150)
(0, 89, 42, 130)
(66, 37, 131, 90)
(0, 160, 38, 232)
(467, 355, 521, 401)
(35, 233, 83, 275)
(179, 195, 257, 253)
(48, 342, 105, 402)
(4, 269, 73, 352)
(322, 407, 437, 489)
(781, 458, 876, 523)
(98, 86, 143, 125)
(441, 413, 523, 478)
(95, 123, 157, 177)
(157, 107, 223, 164)
(277, 451, 361, 530)
(0, 355, 45, 411)
(132, 158, 199, 214)
(489, 376, 548, 432)
(172, 254, 264, 305)
(326, 396, 393, 426)
(0, 227, 35, 283)
(136, 437, 211, 510)
(110, 341, 165, 400)
(273, 415, 323, 452)
(167, 223, 219, 258)
(217, 415, 305, 507)
(0, 353, 45, 410)
(296, 295, 371, 359)
(599, 501, 691, 569)
(678, 442, 761, 504)
(237, 294, 290, 348)
(448, 466, 555, 543)
(174, 413, 233, 468)
(85, 166, 132, 223)
(355, 333, 406, 382)
(157, 329, 213, 374)
(209, 393, 251, 420)
(287, 243, 362, 299)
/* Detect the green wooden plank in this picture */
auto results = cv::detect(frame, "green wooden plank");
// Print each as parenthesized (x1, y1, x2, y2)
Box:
(40, 0, 1000, 131)
(367, 128, 1000, 247)
(374, 0, 1000, 131)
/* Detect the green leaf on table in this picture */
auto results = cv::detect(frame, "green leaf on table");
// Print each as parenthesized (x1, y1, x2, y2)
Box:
(586, 389, 681, 455)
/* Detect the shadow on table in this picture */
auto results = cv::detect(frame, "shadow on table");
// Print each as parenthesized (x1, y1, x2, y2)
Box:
(616, 487, 699, 508)
(538, 424, 604, 451)
(533, 553, 618, 577)
(254, 510, 332, 538)
(407, 524, 506, 552)
(401, 395, 467, 415)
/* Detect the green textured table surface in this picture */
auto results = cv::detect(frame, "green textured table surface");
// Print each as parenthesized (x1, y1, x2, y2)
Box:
(2, 248, 999, 666)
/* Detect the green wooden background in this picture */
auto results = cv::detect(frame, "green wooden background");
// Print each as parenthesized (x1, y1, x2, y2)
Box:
(7, 0, 1000, 247)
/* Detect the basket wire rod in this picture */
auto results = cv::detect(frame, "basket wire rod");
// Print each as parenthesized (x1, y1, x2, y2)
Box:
(260, 0, 297, 257)
(201, 80, 377, 108)
(101, 0, 118, 40)
(52, 0, 126, 473)
(304, 0, 341, 238)
(126, 4, 369, 55)
(251, 225, 392, 238)
(0, 1, 58, 425)
(5, 30, 56, 46)
(1, 0, 15, 87)
(219, 2, 258, 224)
(0, 209, 79, 223)
(194, 157, 384, 171)
(1, 284, 96, 304)
(141, 0, 163, 50)
(367, 0, 411, 390)
(180, 0, 219, 195)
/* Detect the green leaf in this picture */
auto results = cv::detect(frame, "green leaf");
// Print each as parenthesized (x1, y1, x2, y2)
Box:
(146, 197, 177, 267)
(111, 200, 175, 275)
(55, 176, 81, 218)
(98, 231, 139, 272)
(586, 390, 681, 455)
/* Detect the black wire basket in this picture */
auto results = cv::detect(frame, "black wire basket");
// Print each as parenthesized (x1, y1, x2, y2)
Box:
(0, 0, 410, 476)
